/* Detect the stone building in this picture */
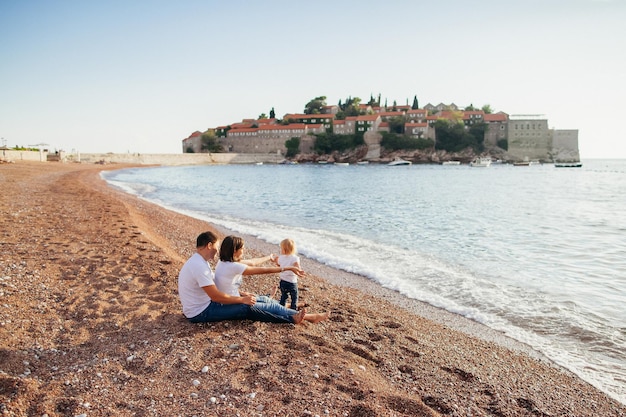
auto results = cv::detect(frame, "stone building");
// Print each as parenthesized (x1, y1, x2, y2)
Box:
(551, 130, 580, 162)
(182, 131, 203, 153)
(424, 102, 460, 112)
(507, 115, 552, 161)
(332, 118, 356, 135)
(406, 109, 427, 122)
(355, 114, 381, 134)
(282, 114, 333, 130)
(219, 123, 324, 155)
(405, 122, 431, 139)
(484, 112, 509, 147)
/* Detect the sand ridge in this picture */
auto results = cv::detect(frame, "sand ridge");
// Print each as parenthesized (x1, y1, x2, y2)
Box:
(0, 161, 624, 416)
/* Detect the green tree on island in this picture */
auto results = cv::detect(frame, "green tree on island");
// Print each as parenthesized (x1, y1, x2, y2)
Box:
(434, 120, 486, 153)
(380, 132, 433, 151)
(313, 132, 364, 154)
(285, 137, 300, 158)
(201, 131, 224, 153)
(304, 96, 327, 114)
(335, 96, 364, 119)
(412, 95, 419, 109)
(367, 93, 380, 107)
(387, 116, 406, 134)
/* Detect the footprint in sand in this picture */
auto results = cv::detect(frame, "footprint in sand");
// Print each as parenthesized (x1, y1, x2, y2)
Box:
(441, 366, 476, 382)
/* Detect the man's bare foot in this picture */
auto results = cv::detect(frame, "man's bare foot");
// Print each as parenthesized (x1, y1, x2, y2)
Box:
(304, 311, 331, 323)
(292, 308, 306, 324)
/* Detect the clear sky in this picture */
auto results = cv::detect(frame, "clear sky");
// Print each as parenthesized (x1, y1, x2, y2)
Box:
(1, 0, 624, 158)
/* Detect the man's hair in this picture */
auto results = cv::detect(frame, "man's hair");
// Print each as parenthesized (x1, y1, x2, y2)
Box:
(219, 235, 244, 262)
(196, 231, 218, 248)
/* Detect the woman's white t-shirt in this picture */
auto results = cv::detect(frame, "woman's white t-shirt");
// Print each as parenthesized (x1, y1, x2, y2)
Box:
(214, 261, 247, 296)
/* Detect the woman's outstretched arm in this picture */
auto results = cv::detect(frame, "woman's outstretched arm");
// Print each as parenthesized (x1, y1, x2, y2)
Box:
(243, 265, 304, 276)
(240, 254, 275, 267)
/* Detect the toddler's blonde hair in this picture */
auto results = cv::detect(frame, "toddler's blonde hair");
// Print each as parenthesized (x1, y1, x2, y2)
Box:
(280, 238, 297, 255)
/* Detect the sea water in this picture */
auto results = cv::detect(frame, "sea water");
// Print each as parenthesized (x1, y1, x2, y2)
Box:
(103, 159, 626, 404)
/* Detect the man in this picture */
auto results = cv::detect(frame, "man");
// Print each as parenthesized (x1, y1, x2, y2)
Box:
(178, 231, 292, 323)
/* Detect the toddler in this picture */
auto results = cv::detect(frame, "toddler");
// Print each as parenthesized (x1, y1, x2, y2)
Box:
(276, 238, 301, 309)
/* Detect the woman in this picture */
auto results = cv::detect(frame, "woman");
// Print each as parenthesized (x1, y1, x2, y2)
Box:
(215, 235, 330, 324)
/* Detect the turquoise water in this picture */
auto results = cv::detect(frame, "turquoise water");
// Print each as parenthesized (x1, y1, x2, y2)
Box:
(103, 159, 626, 404)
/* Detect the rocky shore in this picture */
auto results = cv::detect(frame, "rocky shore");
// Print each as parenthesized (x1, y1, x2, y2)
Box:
(1, 161, 623, 416)
(292, 146, 510, 165)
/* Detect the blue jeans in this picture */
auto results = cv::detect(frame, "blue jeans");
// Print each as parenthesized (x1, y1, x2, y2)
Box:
(188, 301, 292, 324)
(279, 280, 298, 310)
(255, 295, 299, 321)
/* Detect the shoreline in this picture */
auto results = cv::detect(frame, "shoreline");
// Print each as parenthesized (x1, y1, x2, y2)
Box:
(1, 160, 624, 416)
(208, 223, 550, 362)
(103, 167, 547, 358)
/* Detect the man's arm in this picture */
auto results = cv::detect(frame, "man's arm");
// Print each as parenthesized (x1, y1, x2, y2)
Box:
(202, 285, 256, 305)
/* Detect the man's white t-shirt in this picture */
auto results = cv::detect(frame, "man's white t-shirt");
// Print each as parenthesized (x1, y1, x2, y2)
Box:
(178, 253, 215, 318)
(214, 261, 247, 296)
(278, 254, 300, 283)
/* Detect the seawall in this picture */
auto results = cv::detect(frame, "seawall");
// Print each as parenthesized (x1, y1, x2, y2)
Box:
(1, 151, 286, 166)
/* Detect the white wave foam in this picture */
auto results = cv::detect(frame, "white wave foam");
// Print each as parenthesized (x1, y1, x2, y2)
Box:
(104, 179, 157, 197)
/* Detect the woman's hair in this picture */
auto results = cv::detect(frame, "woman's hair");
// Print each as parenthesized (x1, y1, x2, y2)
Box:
(280, 238, 297, 255)
(196, 231, 218, 248)
(219, 235, 244, 262)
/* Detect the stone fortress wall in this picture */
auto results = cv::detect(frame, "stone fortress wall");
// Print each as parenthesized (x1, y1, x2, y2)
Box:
(1, 150, 286, 165)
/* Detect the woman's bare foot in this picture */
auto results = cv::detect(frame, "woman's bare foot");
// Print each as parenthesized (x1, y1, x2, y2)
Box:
(303, 311, 331, 323)
(292, 308, 306, 324)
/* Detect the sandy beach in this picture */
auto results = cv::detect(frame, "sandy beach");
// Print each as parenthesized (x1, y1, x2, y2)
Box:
(1, 160, 624, 417)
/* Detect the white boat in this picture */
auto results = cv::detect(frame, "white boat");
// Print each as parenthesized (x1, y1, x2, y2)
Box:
(356, 161, 369, 165)
(334, 162, 349, 166)
(469, 157, 491, 167)
(555, 161, 582, 168)
(442, 161, 460, 165)
(515, 160, 542, 167)
(388, 158, 412, 166)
